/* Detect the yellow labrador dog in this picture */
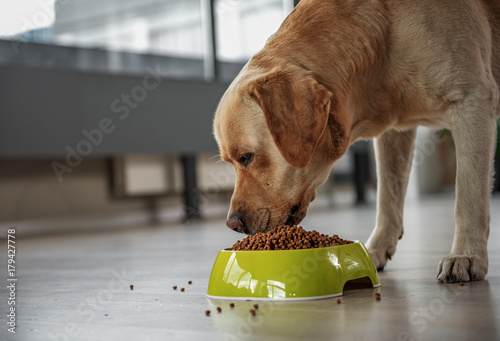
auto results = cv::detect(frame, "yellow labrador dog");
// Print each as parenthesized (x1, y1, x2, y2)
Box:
(213, 0, 500, 283)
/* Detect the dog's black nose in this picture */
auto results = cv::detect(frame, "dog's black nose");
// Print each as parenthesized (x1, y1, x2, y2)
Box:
(226, 213, 248, 234)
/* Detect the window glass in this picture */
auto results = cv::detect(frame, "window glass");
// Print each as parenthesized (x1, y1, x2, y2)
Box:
(1, 0, 204, 58)
(0, 0, 294, 76)
(215, 0, 293, 62)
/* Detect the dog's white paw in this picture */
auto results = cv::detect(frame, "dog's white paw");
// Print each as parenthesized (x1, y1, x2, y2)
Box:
(365, 238, 398, 271)
(437, 254, 488, 283)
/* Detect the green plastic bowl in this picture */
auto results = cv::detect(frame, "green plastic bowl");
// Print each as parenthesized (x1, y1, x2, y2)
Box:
(207, 241, 380, 301)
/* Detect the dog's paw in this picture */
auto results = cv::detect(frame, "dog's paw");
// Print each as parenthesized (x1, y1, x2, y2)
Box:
(437, 254, 488, 283)
(365, 238, 397, 271)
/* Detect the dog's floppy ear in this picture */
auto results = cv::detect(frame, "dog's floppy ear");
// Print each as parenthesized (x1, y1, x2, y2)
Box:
(249, 69, 333, 168)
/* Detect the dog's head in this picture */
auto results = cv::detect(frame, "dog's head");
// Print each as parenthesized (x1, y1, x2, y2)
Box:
(213, 64, 350, 234)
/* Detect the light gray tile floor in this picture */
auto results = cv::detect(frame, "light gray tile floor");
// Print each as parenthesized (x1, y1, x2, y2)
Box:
(1, 193, 499, 341)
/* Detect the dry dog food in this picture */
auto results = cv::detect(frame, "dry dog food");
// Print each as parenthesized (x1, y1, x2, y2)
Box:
(249, 309, 256, 316)
(229, 303, 235, 308)
(188, 281, 192, 285)
(173, 286, 177, 290)
(180, 288, 185, 292)
(459, 282, 465, 286)
(129, 285, 134, 290)
(336, 298, 341, 304)
(375, 293, 381, 301)
(205, 310, 211, 316)
(253, 304, 259, 309)
(217, 307, 222, 313)
(231, 225, 352, 251)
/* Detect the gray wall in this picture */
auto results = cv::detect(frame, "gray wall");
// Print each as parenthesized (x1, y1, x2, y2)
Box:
(0, 65, 229, 157)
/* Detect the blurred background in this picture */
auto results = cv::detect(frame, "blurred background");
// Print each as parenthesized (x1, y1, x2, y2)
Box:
(0, 0, 498, 236)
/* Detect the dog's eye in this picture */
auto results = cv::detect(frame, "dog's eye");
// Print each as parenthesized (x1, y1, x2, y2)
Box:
(237, 153, 254, 166)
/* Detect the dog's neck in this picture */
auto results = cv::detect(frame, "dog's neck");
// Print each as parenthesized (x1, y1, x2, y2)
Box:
(254, 0, 390, 87)
(249, 0, 391, 146)
(239, 0, 392, 163)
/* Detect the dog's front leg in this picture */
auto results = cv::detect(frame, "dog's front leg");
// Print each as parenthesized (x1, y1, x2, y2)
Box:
(437, 102, 497, 283)
(366, 128, 417, 270)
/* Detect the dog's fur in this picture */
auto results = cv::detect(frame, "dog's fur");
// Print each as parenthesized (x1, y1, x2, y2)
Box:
(213, 0, 500, 283)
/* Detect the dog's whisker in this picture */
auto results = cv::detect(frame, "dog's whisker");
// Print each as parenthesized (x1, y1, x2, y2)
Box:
(267, 203, 290, 212)
(209, 152, 222, 160)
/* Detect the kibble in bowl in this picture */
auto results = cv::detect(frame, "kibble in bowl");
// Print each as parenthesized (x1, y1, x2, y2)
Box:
(230, 225, 352, 251)
(207, 225, 380, 301)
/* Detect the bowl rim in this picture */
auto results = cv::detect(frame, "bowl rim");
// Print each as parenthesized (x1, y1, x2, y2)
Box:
(207, 292, 343, 301)
(207, 283, 381, 301)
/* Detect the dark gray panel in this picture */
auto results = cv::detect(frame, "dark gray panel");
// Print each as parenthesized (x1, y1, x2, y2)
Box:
(0, 40, 206, 79)
(0, 65, 229, 157)
(0, 40, 245, 81)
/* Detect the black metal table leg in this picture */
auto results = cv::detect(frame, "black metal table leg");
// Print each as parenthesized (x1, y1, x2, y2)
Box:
(352, 141, 370, 205)
(181, 154, 202, 220)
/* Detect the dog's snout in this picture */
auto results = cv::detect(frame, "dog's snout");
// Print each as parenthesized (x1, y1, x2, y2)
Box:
(226, 213, 248, 234)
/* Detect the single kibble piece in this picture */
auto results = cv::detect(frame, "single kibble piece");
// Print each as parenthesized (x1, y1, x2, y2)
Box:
(180, 288, 185, 292)
(336, 298, 341, 304)
(173, 286, 177, 290)
(250, 309, 256, 316)
(229, 303, 235, 308)
(459, 282, 465, 286)
(205, 310, 210, 316)
(217, 306, 222, 313)
(188, 281, 192, 285)
(375, 293, 381, 301)
(253, 304, 259, 309)
(230, 225, 352, 251)
(130, 285, 134, 290)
